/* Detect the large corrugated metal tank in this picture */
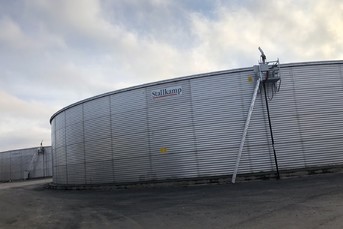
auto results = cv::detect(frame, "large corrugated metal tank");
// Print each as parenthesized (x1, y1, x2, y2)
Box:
(0, 146, 52, 182)
(50, 60, 343, 185)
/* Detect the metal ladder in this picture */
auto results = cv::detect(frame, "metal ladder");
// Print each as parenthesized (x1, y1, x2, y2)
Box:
(24, 143, 44, 180)
(24, 151, 39, 179)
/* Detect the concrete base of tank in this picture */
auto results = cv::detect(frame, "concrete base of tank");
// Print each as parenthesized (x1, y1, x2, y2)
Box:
(48, 164, 343, 190)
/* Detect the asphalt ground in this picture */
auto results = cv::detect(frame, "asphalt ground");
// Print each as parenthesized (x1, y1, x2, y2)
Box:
(1, 173, 343, 229)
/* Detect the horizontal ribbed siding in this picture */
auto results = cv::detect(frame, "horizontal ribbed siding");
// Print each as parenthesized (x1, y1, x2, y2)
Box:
(50, 61, 343, 185)
(0, 147, 52, 182)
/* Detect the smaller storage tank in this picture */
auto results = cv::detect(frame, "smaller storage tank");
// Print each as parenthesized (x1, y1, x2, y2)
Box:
(0, 146, 52, 182)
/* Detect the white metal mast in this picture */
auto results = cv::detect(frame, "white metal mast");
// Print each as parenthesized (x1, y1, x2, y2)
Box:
(232, 47, 280, 183)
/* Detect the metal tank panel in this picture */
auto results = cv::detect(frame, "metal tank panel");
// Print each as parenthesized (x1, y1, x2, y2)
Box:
(0, 147, 52, 182)
(50, 60, 343, 185)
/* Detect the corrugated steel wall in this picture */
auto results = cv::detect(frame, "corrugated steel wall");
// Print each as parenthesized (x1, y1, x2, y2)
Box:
(0, 146, 52, 182)
(50, 61, 343, 185)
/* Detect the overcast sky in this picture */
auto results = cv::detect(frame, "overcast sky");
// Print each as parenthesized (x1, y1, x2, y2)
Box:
(0, 0, 342, 152)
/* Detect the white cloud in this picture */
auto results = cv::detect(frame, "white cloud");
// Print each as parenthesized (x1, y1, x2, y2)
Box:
(0, 91, 53, 151)
(0, 0, 342, 151)
(0, 17, 34, 50)
(186, 0, 343, 68)
(0, 91, 52, 118)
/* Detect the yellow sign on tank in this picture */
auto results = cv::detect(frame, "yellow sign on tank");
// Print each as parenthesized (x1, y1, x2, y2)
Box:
(248, 75, 253, 83)
(160, 147, 168, 153)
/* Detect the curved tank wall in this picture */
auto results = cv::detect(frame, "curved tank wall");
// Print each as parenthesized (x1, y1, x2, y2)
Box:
(0, 146, 52, 182)
(50, 60, 343, 185)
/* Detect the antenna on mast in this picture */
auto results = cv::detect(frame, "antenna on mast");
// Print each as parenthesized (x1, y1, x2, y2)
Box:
(258, 47, 266, 64)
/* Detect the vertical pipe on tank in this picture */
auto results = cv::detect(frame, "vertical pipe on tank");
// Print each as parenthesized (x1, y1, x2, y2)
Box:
(263, 82, 280, 179)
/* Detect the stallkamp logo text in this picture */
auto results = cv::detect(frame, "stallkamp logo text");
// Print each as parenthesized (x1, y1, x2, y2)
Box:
(151, 86, 182, 99)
